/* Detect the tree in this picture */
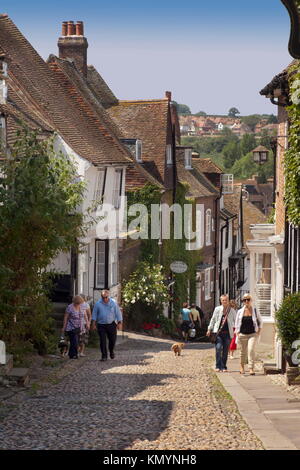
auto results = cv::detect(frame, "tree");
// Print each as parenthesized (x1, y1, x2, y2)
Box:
(223, 140, 241, 169)
(267, 114, 278, 124)
(228, 107, 240, 117)
(194, 111, 207, 117)
(240, 133, 257, 156)
(0, 128, 87, 354)
(174, 102, 192, 115)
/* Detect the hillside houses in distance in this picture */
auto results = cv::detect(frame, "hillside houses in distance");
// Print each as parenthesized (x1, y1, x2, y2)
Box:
(179, 114, 277, 138)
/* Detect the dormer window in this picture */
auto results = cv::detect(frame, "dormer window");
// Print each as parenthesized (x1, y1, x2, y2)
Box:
(221, 174, 233, 194)
(0, 60, 8, 77)
(0, 114, 6, 148)
(136, 139, 142, 162)
(166, 144, 172, 165)
(185, 148, 192, 169)
(0, 80, 7, 104)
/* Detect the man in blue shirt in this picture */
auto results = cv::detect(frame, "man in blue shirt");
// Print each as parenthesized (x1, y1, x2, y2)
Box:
(91, 289, 123, 361)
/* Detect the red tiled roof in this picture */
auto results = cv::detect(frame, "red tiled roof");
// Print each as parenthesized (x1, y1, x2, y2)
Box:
(0, 15, 131, 165)
(107, 99, 170, 185)
(192, 158, 223, 174)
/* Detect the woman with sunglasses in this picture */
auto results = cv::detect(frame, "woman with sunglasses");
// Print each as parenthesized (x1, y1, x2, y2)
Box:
(235, 294, 263, 375)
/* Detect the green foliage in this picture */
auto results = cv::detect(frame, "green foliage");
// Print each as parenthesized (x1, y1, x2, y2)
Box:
(0, 127, 87, 356)
(228, 107, 240, 117)
(123, 262, 169, 308)
(240, 133, 257, 156)
(231, 151, 274, 181)
(275, 293, 300, 355)
(284, 62, 300, 225)
(223, 140, 241, 168)
(173, 102, 191, 115)
(194, 111, 207, 117)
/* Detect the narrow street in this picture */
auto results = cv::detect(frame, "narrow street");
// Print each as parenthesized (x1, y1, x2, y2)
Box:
(0, 334, 263, 450)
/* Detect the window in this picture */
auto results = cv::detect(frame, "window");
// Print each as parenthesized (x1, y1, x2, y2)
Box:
(184, 148, 192, 169)
(0, 115, 6, 149)
(255, 252, 272, 316)
(0, 60, 8, 77)
(166, 144, 172, 164)
(136, 140, 142, 162)
(95, 240, 107, 289)
(205, 269, 211, 300)
(109, 239, 118, 287)
(93, 168, 106, 207)
(205, 209, 212, 245)
(112, 169, 123, 209)
(221, 174, 233, 194)
(0, 80, 7, 104)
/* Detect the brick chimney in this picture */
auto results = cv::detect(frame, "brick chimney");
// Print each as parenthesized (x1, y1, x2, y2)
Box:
(165, 91, 172, 101)
(58, 21, 88, 77)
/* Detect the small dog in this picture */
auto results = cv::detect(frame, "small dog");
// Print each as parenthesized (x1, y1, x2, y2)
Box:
(171, 342, 185, 356)
(58, 336, 69, 357)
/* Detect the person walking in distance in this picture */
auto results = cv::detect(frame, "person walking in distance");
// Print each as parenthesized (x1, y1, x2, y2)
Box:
(235, 293, 263, 375)
(91, 290, 123, 361)
(206, 295, 236, 372)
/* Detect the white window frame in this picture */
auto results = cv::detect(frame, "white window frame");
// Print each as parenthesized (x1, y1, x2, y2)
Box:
(205, 269, 211, 300)
(135, 140, 142, 162)
(166, 144, 172, 165)
(221, 174, 233, 194)
(109, 239, 118, 287)
(184, 148, 192, 169)
(205, 209, 212, 246)
(93, 168, 106, 206)
(112, 169, 123, 209)
(254, 252, 272, 317)
(95, 240, 106, 289)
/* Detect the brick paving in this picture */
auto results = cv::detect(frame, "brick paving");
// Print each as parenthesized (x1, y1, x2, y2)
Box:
(0, 333, 264, 450)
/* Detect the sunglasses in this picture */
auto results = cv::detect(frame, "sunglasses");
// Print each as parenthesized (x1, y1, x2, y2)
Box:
(243, 298, 251, 302)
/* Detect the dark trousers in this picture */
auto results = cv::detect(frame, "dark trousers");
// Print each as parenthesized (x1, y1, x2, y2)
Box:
(67, 329, 79, 359)
(215, 332, 231, 370)
(97, 322, 117, 358)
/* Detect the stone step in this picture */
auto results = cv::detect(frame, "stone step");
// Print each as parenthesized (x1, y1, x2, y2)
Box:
(0, 354, 13, 376)
(263, 362, 282, 375)
(7, 368, 30, 387)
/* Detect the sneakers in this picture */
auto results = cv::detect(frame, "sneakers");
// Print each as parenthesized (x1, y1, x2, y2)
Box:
(110, 353, 115, 359)
(79, 353, 86, 357)
(100, 357, 107, 362)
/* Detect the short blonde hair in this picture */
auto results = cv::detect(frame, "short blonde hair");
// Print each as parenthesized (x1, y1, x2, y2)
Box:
(220, 294, 229, 301)
(242, 293, 252, 301)
(73, 295, 84, 305)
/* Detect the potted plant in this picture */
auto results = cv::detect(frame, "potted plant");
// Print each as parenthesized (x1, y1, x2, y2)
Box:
(275, 293, 300, 385)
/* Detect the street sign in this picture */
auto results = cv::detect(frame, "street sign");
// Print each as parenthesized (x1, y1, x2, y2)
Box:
(170, 261, 188, 273)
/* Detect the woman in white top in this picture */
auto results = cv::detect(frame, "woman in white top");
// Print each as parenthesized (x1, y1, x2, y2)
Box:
(235, 293, 263, 375)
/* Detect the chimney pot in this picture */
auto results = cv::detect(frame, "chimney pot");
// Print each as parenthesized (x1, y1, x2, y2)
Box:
(165, 91, 172, 101)
(67, 21, 75, 36)
(76, 21, 84, 36)
(62, 21, 68, 36)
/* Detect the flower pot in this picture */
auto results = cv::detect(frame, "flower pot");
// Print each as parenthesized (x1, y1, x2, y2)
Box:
(286, 365, 300, 385)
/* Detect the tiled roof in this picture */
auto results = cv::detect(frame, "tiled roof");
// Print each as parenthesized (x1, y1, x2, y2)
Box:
(176, 148, 218, 198)
(107, 99, 170, 185)
(260, 60, 297, 97)
(192, 158, 223, 174)
(86, 65, 118, 108)
(0, 15, 131, 165)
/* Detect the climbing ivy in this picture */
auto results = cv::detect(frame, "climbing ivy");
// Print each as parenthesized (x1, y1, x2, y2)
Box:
(285, 60, 300, 225)
(125, 182, 202, 324)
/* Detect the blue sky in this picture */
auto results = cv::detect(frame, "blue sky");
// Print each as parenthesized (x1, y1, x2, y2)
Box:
(0, 1, 293, 115)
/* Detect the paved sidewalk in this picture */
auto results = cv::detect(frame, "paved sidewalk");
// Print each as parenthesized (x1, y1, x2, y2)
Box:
(217, 356, 300, 450)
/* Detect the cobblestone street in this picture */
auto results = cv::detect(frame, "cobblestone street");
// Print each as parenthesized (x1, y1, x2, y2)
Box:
(0, 333, 264, 450)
